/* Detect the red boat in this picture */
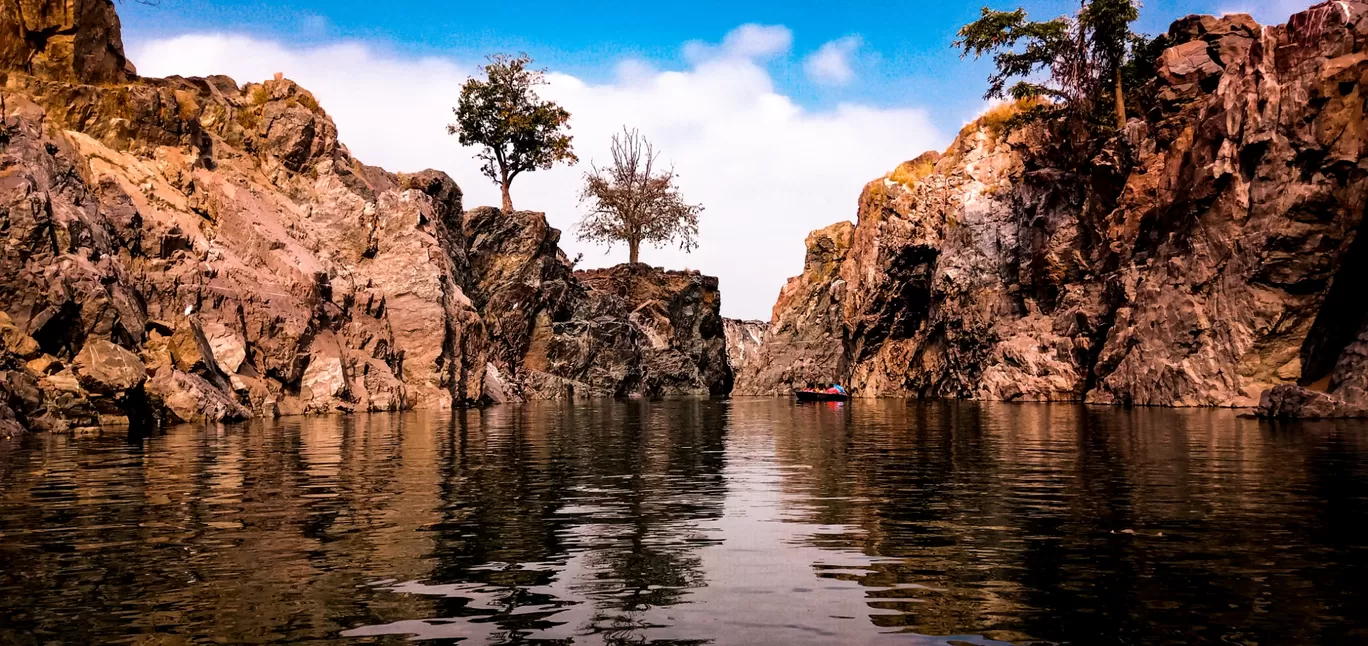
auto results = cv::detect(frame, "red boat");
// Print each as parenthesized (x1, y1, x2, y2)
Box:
(794, 388, 850, 402)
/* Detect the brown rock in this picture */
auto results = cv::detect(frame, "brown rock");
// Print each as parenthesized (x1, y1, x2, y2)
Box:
(72, 338, 145, 395)
(146, 370, 248, 425)
(0, 0, 135, 84)
(734, 222, 854, 395)
(742, 3, 1368, 413)
(0, 400, 23, 437)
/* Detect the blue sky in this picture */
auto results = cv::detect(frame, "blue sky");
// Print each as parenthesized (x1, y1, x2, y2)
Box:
(119, 0, 1298, 137)
(121, 0, 1308, 319)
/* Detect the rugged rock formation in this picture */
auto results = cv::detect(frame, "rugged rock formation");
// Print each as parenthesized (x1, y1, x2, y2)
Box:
(733, 223, 852, 395)
(1, 0, 136, 84)
(0, 0, 730, 432)
(722, 318, 766, 379)
(461, 211, 733, 400)
(747, 3, 1368, 415)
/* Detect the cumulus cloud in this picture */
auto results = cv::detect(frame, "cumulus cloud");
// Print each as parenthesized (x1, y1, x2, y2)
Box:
(683, 24, 792, 62)
(128, 26, 943, 320)
(803, 35, 862, 86)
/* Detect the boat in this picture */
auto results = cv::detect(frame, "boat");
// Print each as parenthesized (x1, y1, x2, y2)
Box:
(794, 389, 850, 402)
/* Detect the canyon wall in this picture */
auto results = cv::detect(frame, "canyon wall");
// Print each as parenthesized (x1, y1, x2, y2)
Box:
(745, 3, 1368, 417)
(0, 0, 729, 432)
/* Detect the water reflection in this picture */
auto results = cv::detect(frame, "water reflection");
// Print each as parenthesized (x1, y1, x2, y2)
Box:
(0, 400, 1365, 644)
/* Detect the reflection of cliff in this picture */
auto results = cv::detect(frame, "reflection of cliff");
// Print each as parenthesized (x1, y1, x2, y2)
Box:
(753, 400, 1368, 643)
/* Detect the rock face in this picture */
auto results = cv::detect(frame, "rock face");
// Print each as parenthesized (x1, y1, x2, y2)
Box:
(459, 211, 734, 400)
(0, 0, 731, 431)
(746, 3, 1368, 415)
(563, 265, 732, 397)
(733, 223, 853, 395)
(723, 318, 766, 379)
(0, 0, 136, 84)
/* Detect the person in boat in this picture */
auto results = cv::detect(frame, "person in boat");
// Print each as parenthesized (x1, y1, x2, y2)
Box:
(825, 384, 847, 395)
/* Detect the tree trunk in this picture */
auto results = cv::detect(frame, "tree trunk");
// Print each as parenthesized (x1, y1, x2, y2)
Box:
(500, 181, 513, 213)
(1114, 67, 1126, 131)
(629, 239, 640, 265)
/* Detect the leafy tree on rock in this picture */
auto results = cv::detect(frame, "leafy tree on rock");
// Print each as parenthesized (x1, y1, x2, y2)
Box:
(449, 53, 577, 213)
(576, 128, 702, 265)
(954, 0, 1142, 130)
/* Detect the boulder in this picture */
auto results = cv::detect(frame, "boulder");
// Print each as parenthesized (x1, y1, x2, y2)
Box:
(72, 339, 146, 395)
(146, 370, 248, 425)
(0, 400, 22, 437)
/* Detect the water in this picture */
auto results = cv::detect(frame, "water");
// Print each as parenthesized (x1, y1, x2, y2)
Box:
(1, 400, 1366, 645)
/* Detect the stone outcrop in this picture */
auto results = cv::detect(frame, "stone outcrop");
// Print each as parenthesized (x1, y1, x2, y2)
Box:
(459, 210, 734, 399)
(0, 0, 731, 432)
(0, 0, 136, 84)
(733, 222, 852, 395)
(559, 264, 732, 398)
(723, 318, 766, 379)
(745, 3, 1368, 415)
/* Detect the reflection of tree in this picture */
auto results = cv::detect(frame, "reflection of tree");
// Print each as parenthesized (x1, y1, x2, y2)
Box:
(420, 399, 728, 643)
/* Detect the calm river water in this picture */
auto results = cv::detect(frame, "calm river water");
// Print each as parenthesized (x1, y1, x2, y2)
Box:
(1, 400, 1366, 645)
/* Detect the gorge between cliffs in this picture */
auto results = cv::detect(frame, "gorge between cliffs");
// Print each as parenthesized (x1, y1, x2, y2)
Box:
(5, 0, 1368, 434)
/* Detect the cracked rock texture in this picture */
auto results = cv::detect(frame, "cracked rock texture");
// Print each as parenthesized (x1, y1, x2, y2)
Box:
(723, 318, 766, 380)
(744, 3, 1368, 416)
(0, 0, 730, 432)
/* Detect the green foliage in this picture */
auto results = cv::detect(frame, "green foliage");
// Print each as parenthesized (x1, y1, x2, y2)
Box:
(449, 53, 577, 211)
(955, 8, 1076, 104)
(954, 1, 1147, 132)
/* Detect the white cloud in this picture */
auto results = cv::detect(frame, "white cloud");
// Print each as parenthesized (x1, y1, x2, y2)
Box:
(803, 35, 862, 86)
(683, 24, 792, 62)
(1216, 0, 1307, 23)
(128, 26, 943, 320)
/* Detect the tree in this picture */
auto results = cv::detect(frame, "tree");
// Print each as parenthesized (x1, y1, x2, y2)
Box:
(448, 54, 577, 213)
(576, 128, 702, 265)
(1082, 0, 1142, 130)
(954, 0, 1142, 130)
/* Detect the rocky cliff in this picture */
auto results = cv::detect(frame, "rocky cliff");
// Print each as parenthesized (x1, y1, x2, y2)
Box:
(745, 3, 1368, 417)
(0, 0, 730, 433)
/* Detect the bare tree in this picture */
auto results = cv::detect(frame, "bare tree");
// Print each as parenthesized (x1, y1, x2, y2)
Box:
(576, 128, 702, 265)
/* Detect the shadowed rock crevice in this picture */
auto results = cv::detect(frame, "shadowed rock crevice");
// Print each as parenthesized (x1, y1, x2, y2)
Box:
(1299, 210, 1368, 387)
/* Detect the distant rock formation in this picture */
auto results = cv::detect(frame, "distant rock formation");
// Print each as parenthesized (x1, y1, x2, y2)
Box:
(731, 223, 851, 396)
(0, 0, 730, 432)
(722, 318, 766, 381)
(743, 3, 1368, 417)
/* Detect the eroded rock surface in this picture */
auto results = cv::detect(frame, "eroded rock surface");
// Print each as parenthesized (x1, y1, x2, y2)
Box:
(0, 0, 730, 431)
(723, 318, 766, 379)
(733, 222, 853, 395)
(745, 3, 1368, 415)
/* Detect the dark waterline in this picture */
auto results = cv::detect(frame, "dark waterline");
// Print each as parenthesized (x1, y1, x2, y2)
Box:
(1, 400, 1366, 645)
